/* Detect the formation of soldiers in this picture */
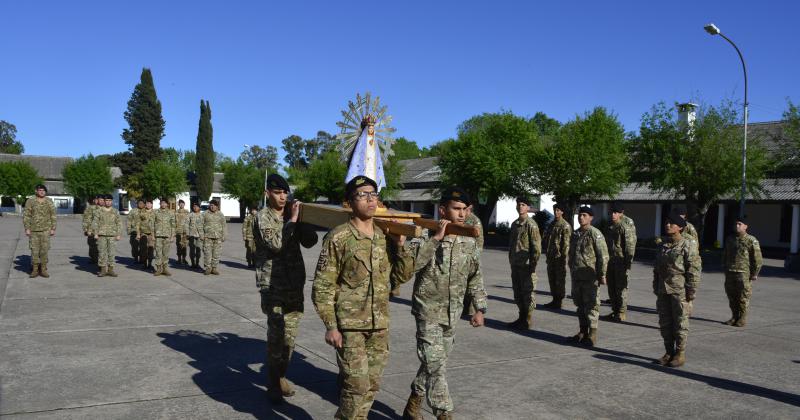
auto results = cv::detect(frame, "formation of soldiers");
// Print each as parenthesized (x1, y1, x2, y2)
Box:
(21, 179, 764, 419)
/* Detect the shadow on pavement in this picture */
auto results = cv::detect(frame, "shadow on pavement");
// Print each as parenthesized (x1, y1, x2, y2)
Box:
(221, 260, 251, 270)
(68, 255, 96, 273)
(13, 255, 31, 273)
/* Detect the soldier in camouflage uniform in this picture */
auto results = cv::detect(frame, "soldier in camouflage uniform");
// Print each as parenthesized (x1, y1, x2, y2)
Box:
(402, 187, 487, 420)
(83, 195, 100, 264)
(242, 206, 258, 268)
(722, 216, 762, 328)
(653, 210, 701, 367)
(128, 200, 145, 262)
(506, 195, 541, 330)
(174, 199, 190, 265)
(312, 176, 411, 420)
(459, 205, 484, 315)
(23, 184, 57, 278)
(675, 206, 699, 243)
(185, 203, 204, 269)
(201, 200, 226, 275)
(602, 202, 637, 322)
(255, 174, 318, 403)
(92, 194, 122, 277)
(568, 206, 608, 347)
(150, 199, 176, 276)
(544, 203, 571, 309)
(135, 201, 155, 269)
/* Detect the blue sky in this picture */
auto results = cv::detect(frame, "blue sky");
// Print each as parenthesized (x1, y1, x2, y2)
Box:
(2, 1, 798, 163)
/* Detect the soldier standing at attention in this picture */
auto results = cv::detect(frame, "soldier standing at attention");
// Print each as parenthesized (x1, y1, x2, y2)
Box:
(151, 199, 176, 276)
(254, 174, 318, 403)
(602, 202, 637, 322)
(92, 194, 122, 277)
(128, 200, 144, 262)
(402, 187, 487, 420)
(674, 206, 699, 243)
(722, 216, 762, 327)
(185, 202, 204, 270)
(83, 195, 100, 264)
(653, 210, 701, 367)
(175, 199, 190, 265)
(23, 184, 56, 278)
(242, 206, 258, 268)
(506, 195, 541, 330)
(568, 206, 608, 347)
(136, 200, 156, 269)
(312, 175, 411, 420)
(201, 200, 226, 275)
(544, 203, 571, 309)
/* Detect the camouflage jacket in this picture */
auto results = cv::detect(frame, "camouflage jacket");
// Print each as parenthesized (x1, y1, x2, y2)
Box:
(135, 209, 155, 235)
(545, 217, 571, 261)
(175, 208, 189, 234)
(683, 222, 699, 243)
(185, 212, 203, 238)
(23, 197, 56, 232)
(201, 211, 226, 240)
(508, 216, 541, 268)
(408, 233, 488, 326)
(465, 212, 484, 250)
(653, 236, 701, 295)
(82, 204, 96, 233)
(312, 221, 412, 331)
(254, 207, 318, 292)
(242, 213, 255, 241)
(569, 225, 609, 282)
(127, 208, 139, 235)
(151, 208, 176, 238)
(723, 233, 763, 278)
(605, 215, 637, 265)
(92, 207, 122, 237)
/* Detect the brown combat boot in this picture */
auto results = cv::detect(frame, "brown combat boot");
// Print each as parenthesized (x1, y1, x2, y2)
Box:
(162, 266, 172, 276)
(98, 266, 107, 277)
(204, 267, 211, 275)
(402, 391, 424, 420)
(39, 264, 50, 278)
(581, 328, 597, 347)
(617, 312, 626, 321)
(279, 377, 295, 397)
(154, 265, 163, 276)
(29, 264, 39, 278)
(525, 311, 533, 329)
(723, 317, 736, 326)
(733, 317, 747, 327)
(436, 412, 453, 420)
(668, 350, 685, 367)
(211, 267, 220, 275)
(108, 267, 118, 277)
(571, 326, 588, 343)
(656, 341, 674, 366)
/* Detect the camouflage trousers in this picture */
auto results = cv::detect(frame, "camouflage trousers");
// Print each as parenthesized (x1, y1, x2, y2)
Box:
(724, 272, 752, 321)
(203, 238, 222, 268)
(175, 233, 188, 260)
(87, 235, 98, 263)
(245, 239, 256, 266)
(546, 257, 567, 301)
(606, 259, 630, 314)
(411, 320, 456, 416)
(656, 293, 689, 350)
(188, 236, 202, 265)
(154, 236, 171, 266)
(335, 329, 389, 420)
(260, 291, 303, 379)
(137, 235, 154, 265)
(571, 278, 600, 328)
(129, 233, 139, 260)
(97, 236, 117, 268)
(28, 231, 50, 265)
(511, 264, 537, 316)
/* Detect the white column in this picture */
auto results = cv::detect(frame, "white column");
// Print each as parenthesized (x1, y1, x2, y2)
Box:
(791, 204, 800, 254)
(716, 204, 726, 246)
(654, 203, 662, 237)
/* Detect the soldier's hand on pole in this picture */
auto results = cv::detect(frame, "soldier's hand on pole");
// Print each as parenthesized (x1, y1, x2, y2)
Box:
(94, 234, 99, 240)
(115, 235, 121, 241)
(325, 329, 343, 349)
(470, 311, 484, 327)
(49, 229, 55, 236)
(685, 288, 696, 301)
(750, 276, 758, 282)
(25, 229, 31, 237)
(599, 276, 607, 285)
(290, 200, 301, 223)
(433, 220, 450, 241)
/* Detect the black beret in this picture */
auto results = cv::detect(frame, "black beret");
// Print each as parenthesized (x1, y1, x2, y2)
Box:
(267, 174, 290, 193)
(516, 195, 533, 205)
(666, 209, 687, 228)
(673, 205, 687, 215)
(178, 199, 185, 204)
(105, 194, 114, 200)
(578, 206, 594, 216)
(736, 215, 748, 224)
(439, 187, 471, 206)
(35, 184, 47, 192)
(610, 201, 625, 213)
(553, 202, 566, 212)
(95, 194, 104, 199)
(209, 199, 220, 207)
(345, 175, 378, 198)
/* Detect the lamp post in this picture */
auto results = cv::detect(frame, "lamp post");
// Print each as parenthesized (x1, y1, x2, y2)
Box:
(704, 23, 748, 219)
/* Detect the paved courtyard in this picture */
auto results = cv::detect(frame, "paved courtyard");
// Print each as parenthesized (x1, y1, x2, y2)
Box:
(0, 216, 798, 419)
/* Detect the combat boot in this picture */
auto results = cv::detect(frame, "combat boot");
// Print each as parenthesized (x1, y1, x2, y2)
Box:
(108, 267, 118, 277)
(98, 266, 107, 277)
(162, 266, 172, 276)
(154, 265, 163, 276)
(524, 311, 533, 329)
(571, 326, 588, 343)
(543, 299, 562, 309)
(204, 267, 211, 275)
(600, 312, 620, 322)
(668, 350, 685, 368)
(581, 328, 597, 347)
(436, 412, 453, 420)
(29, 264, 39, 278)
(402, 391, 424, 420)
(723, 318, 736, 326)
(618, 312, 626, 321)
(211, 267, 220, 275)
(733, 317, 747, 327)
(39, 264, 50, 278)
(656, 341, 674, 366)
(390, 287, 401, 297)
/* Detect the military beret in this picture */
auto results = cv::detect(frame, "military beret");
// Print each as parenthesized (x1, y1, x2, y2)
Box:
(553, 202, 566, 212)
(105, 194, 114, 200)
(610, 201, 625, 213)
(439, 187, 471, 206)
(516, 195, 533, 205)
(178, 199, 185, 204)
(736, 215, 748, 224)
(95, 194, 104, 199)
(209, 199, 220, 207)
(673, 205, 687, 215)
(35, 184, 47, 192)
(666, 209, 687, 228)
(578, 206, 594, 216)
(267, 174, 291, 193)
(345, 175, 378, 198)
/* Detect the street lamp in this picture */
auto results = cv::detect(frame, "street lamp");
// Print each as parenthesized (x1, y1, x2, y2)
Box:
(704, 22, 749, 219)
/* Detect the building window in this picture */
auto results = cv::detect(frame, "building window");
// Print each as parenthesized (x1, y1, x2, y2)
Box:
(54, 198, 70, 209)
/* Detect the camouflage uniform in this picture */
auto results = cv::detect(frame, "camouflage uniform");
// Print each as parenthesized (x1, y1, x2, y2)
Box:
(92, 207, 122, 271)
(83, 203, 98, 263)
(135, 208, 155, 266)
(201, 210, 226, 270)
(185, 210, 204, 267)
(545, 216, 571, 303)
(407, 232, 488, 417)
(653, 236, 701, 355)
(254, 207, 318, 395)
(508, 216, 541, 322)
(127, 207, 140, 261)
(175, 208, 189, 263)
(722, 233, 762, 325)
(23, 197, 57, 269)
(604, 215, 637, 318)
(460, 212, 483, 314)
(683, 222, 699, 243)
(568, 225, 608, 331)
(242, 212, 257, 267)
(151, 208, 176, 272)
(312, 222, 412, 420)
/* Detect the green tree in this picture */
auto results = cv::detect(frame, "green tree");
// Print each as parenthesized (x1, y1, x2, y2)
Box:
(0, 121, 25, 154)
(530, 111, 561, 137)
(392, 137, 424, 160)
(121, 68, 165, 175)
(195, 100, 214, 201)
(526, 108, 629, 223)
(291, 151, 347, 203)
(214, 152, 234, 172)
(438, 112, 542, 227)
(239, 145, 278, 171)
(179, 149, 196, 173)
(776, 99, 800, 171)
(137, 159, 188, 200)
(422, 138, 456, 157)
(281, 134, 306, 168)
(221, 160, 265, 211)
(0, 161, 43, 212)
(630, 101, 771, 236)
(62, 154, 114, 209)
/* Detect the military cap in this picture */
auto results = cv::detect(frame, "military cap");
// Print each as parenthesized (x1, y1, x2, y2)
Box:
(673, 205, 687, 215)
(345, 175, 378, 198)
(95, 194, 104, 200)
(439, 187, 471, 206)
(666, 209, 687, 228)
(553, 202, 566, 212)
(578, 206, 594, 216)
(735, 215, 748, 224)
(209, 199, 220, 207)
(105, 194, 114, 200)
(516, 195, 533, 205)
(267, 173, 291, 193)
(610, 201, 625, 213)
(35, 184, 47, 192)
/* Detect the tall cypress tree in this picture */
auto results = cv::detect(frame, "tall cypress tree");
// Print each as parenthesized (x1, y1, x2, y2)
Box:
(121, 68, 165, 174)
(195, 100, 214, 201)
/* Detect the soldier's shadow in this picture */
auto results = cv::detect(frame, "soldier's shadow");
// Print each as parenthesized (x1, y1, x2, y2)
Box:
(13, 255, 31, 273)
(68, 255, 96, 273)
(220, 260, 250, 270)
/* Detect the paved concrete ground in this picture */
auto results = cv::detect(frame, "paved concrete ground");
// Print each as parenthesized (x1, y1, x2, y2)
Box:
(0, 216, 798, 419)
